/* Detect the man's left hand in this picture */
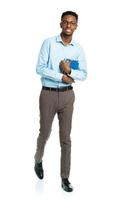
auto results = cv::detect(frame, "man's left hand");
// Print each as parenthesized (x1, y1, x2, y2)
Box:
(59, 60, 71, 74)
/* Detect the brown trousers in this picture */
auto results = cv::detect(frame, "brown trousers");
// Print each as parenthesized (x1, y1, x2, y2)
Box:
(34, 88, 75, 178)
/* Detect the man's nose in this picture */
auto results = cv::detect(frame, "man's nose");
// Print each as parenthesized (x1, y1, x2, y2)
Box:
(67, 23, 71, 28)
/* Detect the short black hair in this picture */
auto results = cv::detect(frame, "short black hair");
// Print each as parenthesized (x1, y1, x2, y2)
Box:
(61, 11, 78, 22)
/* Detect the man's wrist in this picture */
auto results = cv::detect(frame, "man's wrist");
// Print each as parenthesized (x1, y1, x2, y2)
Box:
(68, 69, 71, 74)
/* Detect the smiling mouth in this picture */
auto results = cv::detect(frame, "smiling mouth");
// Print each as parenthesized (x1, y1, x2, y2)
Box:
(65, 29, 72, 33)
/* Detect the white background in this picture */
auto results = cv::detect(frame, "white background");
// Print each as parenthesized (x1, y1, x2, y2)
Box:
(0, 0, 121, 199)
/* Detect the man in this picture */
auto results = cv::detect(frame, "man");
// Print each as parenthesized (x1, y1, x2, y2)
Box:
(34, 11, 87, 192)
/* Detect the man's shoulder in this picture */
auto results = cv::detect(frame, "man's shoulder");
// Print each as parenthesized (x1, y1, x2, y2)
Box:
(73, 39, 82, 48)
(40, 36, 57, 49)
(43, 35, 57, 44)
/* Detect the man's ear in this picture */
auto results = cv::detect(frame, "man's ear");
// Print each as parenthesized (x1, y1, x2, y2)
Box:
(60, 22, 62, 28)
(75, 24, 78, 30)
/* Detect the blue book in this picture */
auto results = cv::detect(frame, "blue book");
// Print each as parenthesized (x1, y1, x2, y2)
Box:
(70, 60, 79, 70)
(64, 59, 79, 70)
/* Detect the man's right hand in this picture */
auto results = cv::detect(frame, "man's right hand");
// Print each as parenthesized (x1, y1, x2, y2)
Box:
(62, 75, 74, 84)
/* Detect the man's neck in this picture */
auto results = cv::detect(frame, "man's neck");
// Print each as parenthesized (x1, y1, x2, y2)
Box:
(60, 33, 72, 45)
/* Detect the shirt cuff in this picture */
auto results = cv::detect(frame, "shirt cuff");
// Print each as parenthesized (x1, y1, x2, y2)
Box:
(58, 73, 63, 82)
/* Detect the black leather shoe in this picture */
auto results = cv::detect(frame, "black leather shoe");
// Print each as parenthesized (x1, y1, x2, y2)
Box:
(62, 178, 73, 192)
(34, 162, 44, 179)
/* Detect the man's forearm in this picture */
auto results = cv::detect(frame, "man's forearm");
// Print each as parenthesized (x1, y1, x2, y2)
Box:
(36, 65, 63, 82)
(70, 69, 87, 81)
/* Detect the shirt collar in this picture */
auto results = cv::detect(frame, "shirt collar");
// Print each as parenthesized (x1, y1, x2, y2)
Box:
(56, 35, 75, 46)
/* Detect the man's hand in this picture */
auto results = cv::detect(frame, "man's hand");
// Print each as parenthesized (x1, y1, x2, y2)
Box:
(62, 75, 74, 84)
(59, 60, 71, 74)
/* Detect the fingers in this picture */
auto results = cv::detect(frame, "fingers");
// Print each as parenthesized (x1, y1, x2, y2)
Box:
(59, 60, 71, 74)
(62, 75, 74, 84)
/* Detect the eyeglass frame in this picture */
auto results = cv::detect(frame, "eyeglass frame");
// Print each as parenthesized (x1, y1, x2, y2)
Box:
(61, 20, 77, 26)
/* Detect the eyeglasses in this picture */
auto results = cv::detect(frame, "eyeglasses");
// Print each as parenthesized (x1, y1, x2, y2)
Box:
(61, 20, 77, 26)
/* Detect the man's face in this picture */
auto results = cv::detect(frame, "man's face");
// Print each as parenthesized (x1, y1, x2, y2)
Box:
(60, 15, 77, 36)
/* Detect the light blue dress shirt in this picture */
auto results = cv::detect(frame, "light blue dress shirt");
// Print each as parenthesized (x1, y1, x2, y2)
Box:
(36, 35, 87, 88)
